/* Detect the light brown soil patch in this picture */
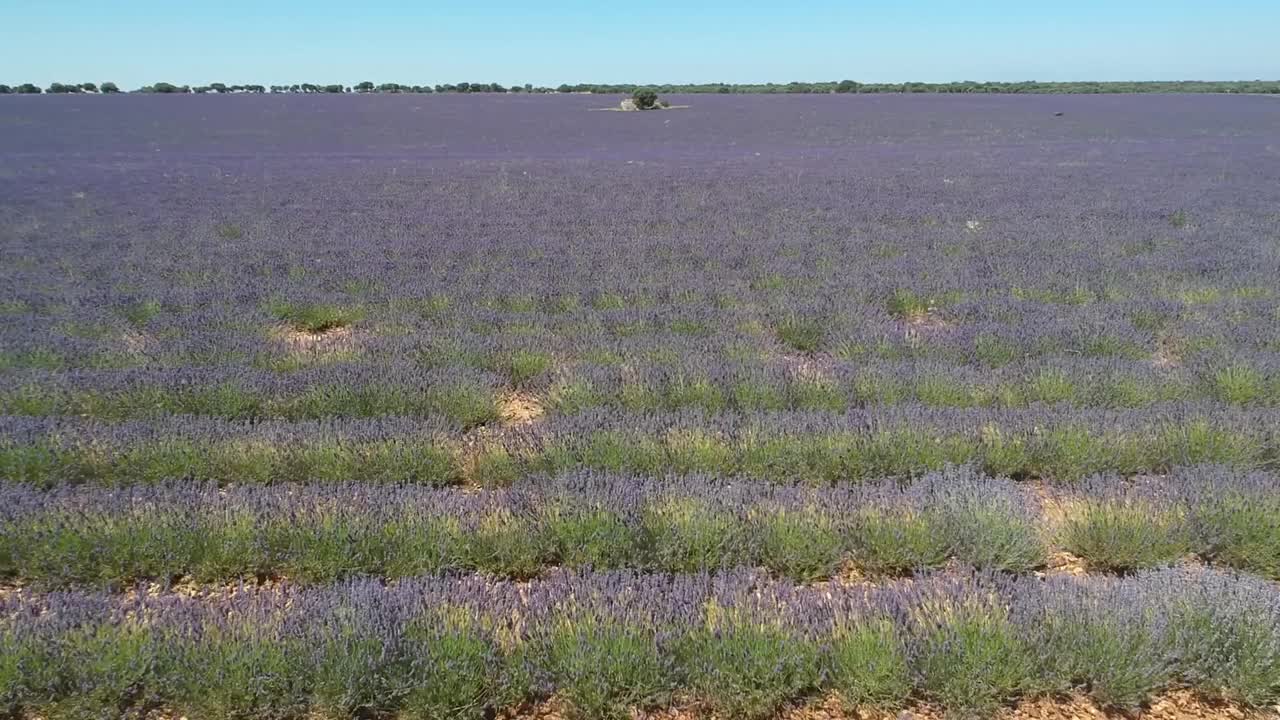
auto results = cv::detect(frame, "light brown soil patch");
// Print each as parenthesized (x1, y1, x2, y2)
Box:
(500, 391, 545, 426)
(1028, 482, 1083, 532)
(902, 313, 953, 348)
(1042, 551, 1088, 577)
(1140, 690, 1267, 720)
(781, 352, 840, 381)
(502, 692, 1270, 720)
(274, 324, 354, 351)
(905, 312, 951, 330)
(120, 329, 152, 355)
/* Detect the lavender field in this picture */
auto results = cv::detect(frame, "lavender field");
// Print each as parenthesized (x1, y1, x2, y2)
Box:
(2, 93, 1280, 718)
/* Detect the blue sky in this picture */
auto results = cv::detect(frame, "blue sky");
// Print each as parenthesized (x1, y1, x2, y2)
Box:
(3, 0, 1278, 88)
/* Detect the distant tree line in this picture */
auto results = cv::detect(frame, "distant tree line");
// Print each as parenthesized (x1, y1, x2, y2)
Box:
(556, 80, 1280, 94)
(3, 79, 1278, 95)
(0, 82, 120, 94)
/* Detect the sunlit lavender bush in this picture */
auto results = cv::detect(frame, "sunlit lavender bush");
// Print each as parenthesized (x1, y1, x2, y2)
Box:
(3, 567, 1280, 718)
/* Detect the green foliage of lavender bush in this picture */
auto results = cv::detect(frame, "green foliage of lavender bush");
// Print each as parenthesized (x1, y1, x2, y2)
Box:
(850, 511, 951, 575)
(311, 613, 414, 718)
(1062, 503, 1191, 572)
(641, 498, 746, 573)
(170, 628, 311, 720)
(401, 617, 518, 720)
(36, 622, 159, 720)
(827, 619, 912, 710)
(1211, 365, 1269, 405)
(542, 507, 640, 569)
(5, 566, 1280, 717)
(915, 602, 1034, 715)
(753, 507, 845, 582)
(463, 514, 548, 578)
(776, 316, 825, 353)
(0, 437, 463, 488)
(546, 620, 674, 719)
(941, 494, 1046, 572)
(731, 380, 788, 411)
(0, 381, 498, 429)
(679, 613, 820, 720)
(5, 414, 1275, 488)
(267, 300, 363, 333)
(119, 298, 163, 327)
(1192, 493, 1280, 579)
(1034, 610, 1170, 708)
(1169, 600, 1280, 706)
(787, 379, 848, 412)
(502, 349, 553, 387)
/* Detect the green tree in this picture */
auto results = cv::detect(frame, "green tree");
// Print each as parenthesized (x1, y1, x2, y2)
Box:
(632, 88, 659, 109)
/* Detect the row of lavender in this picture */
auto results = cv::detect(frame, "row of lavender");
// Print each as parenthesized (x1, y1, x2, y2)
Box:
(2, 407, 1273, 487)
(4, 566, 1279, 719)
(3, 284, 1277, 377)
(4, 352, 1280, 425)
(1, 466, 1275, 586)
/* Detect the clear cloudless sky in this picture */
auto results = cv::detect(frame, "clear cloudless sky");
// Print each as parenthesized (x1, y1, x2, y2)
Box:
(3, 0, 1278, 89)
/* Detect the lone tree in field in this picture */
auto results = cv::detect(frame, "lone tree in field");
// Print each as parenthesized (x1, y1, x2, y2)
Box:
(632, 88, 659, 110)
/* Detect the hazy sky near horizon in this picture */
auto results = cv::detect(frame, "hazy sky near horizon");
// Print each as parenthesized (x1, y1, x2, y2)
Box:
(3, 0, 1278, 88)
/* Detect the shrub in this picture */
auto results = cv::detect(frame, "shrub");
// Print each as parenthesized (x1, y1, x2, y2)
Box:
(268, 300, 362, 333)
(214, 222, 244, 239)
(754, 508, 844, 582)
(788, 378, 847, 412)
(119, 299, 162, 327)
(850, 511, 950, 575)
(1034, 601, 1169, 708)
(732, 380, 787, 411)
(472, 447, 522, 486)
(942, 490, 1045, 573)
(1211, 365, 1267, 405)
(1191, 492, 1280, 580)
(776, 316, 825, 353)
(504, 349, 553, 387)
(173, 628, 310, 720)
(827, 618, 911, 710)
(463, 513, 546, 578)
(886, 288, 932, 319)
(402, 612, 515, 720)
(1170, 592, 1280, 706)
(974, 333, 1020, 367)
(312, 608, 418, 718)
(915, 599, 1033, 714)
(1061, 501, 1191, 572)
(680, 608, 819, 720)
(548, 380, 604, 414)
(665, 377, 726, 413)
(543, 507, 640, 569)
(642, 498, 745, 573)
(546, 619, 673, 719)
